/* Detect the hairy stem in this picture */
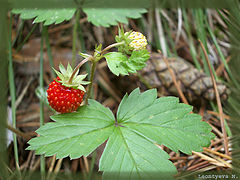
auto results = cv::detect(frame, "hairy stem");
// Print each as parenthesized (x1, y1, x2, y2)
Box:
(83, 41, 125, 103)
(68, 56, 92, 84)
(101, 41, 124, 54)
(85, 61, 97, 104)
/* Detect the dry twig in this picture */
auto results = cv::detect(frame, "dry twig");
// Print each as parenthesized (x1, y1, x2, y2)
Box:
(199, 40, 229, 155)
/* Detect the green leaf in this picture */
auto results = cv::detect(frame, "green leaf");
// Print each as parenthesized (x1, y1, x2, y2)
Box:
(12, 8, 76, 26)
(104, 50, 150, 76)
(128, 49, 150, 70)
(99, 126, 177, 179)
(117, 88, 215, 154)
(27, 99, 115, 159)
(12, 8, 147, 27)
(28, 88, 214, 179)
(83, 8, 147, 27)
(104, 52, 129, 76)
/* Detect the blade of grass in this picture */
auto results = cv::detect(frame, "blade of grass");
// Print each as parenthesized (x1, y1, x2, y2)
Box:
(182, 8, 202, 70)
(155, 8, 167, 57)
(193, 9, 219, 81)
(44, 28, 55, 78)
(203, 11, 233, 137)
(207, 21, 240, 88)
(12, 19, 24, 48)
(0, 8, 9, 179)
(87, 151, 96, 180)
(40, 25, 46, 179)
(8, 13, 20, 175)
(175, 8, 182, 45)
(15, 20, 24, 48)
(16, 23, 38, 52)
(136, 15, 146, 33)
(77, 18, 86, 54)
(146, 8, 153, 51)
(152, 22, 161, 50)
(72, 9, 80, 67)
(162, 15, 178, 56)
(77, 19, 91, 82)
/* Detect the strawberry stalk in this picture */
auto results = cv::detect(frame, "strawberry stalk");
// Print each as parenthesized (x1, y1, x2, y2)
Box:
(84, 42, 125, 103)
(101, 41, 125, 54)
(85, 61, 97, 104)
(67, 41, 125, 104)
(68, 56, 93, 84)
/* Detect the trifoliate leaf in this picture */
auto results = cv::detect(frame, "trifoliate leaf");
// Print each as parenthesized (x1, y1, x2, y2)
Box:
(83, 8, 147, 27)
(99, 126, 177, 179)
(12, 8, 76, 26)
(26, 100, 115, 159)
(104, 52, 129, 76)
(12, 8, 147, 27)
(104, 50, 150, 76)
(27, 88, 214, 179)
(117, 88, 215, 154)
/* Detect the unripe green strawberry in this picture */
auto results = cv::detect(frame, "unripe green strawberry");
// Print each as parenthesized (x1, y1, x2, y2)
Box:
(47, 77, 84, 113)
(47, 63, 89, 113)
(115, 27, 148, 55)
(126, 31, 148, 50)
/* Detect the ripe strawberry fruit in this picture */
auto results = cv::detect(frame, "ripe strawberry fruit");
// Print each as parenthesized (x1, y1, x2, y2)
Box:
(47, 77, 85, 113)
(47, 63, 89, 113)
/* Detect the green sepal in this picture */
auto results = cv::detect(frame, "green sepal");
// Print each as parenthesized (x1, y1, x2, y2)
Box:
(115, 27, 135, 55)
(67, 63, 73, 75)
(59, 63, 67, 75)
(53, 67, 64, 80)
(53, 63, 89, 91)
(104, 52, 129, 76)
(79, 52, 92, 59)
(94, 44, 103, 61)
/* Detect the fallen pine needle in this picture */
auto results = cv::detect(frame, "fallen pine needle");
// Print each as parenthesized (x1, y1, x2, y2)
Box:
(199, 40, 229, 155)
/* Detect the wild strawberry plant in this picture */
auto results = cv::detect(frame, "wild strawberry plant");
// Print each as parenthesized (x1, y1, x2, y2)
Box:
(26, 27, 214, 179)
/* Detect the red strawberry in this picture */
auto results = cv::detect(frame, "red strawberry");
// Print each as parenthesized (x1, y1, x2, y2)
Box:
(47, 63, 89, 113)
(47, 77, 85, 113)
